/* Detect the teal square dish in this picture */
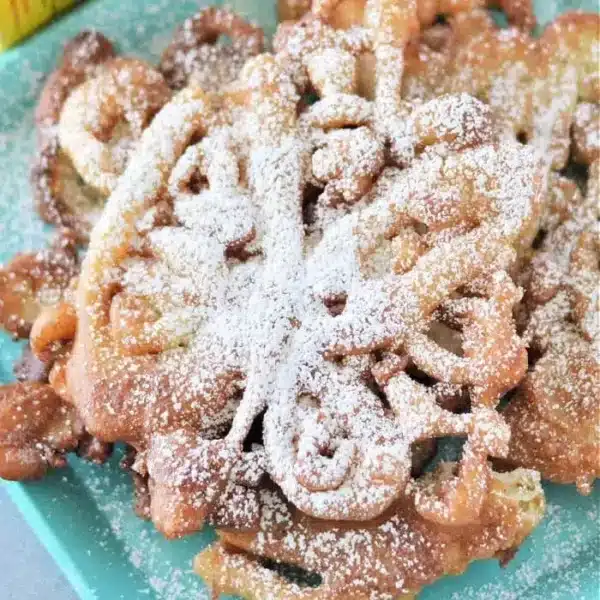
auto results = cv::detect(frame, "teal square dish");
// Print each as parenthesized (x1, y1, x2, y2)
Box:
(0, 1, 598, 598)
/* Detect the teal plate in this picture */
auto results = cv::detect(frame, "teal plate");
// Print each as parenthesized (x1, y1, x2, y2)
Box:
(0, 1, 598, 598)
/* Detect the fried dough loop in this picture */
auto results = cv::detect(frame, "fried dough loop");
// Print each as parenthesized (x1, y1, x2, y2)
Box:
(195, 469, 544, 600)
(310, 126, 385, 206)
(159, 7, 264, 91)
(0, 230, 78, 339)
(59, 58, 172, 196)
(0, 382, 83, 480)
(32, 36, 174, 241)
(32, 31, 116, 239)
(505, 164, 600, 493)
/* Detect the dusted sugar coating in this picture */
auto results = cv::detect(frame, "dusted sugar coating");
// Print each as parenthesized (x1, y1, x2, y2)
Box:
(505, 160, 599, 494)
(281, 0, 536, 30)
(195, 469, 545, 599)
(31, 30, 117, 240)
(0, 229, 78, 339)
(33, 30, 544, 541)
(5, 2, 597, 599)
(278, 0, 313, 22)
(58, 57, 172, 196)
(0, 382, 83, 480)
(159, 6, 265, 91)
(571, 102, 600, 166)
(291, 6, 597, 171)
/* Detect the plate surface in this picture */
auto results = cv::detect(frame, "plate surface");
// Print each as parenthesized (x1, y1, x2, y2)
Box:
(0, 1, 598, 598)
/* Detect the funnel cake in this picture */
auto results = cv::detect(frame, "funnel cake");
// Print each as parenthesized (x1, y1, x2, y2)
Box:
(34, 30, 117, 132)
(0, 365, 112, 479)
(36, 0, 544, 539)
(39, 31, 544, 541)
(504, 161, 599, 494)
(0, 241, 114, 476)
(0, 3, 581, 598)
(195, 468, 544, 599)
(21, 0, 540, 532)
(449, 11, 598, 170)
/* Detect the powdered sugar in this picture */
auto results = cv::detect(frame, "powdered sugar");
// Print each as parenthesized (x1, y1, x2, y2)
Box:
(1, 2, 600, 596)
(68, 35, 543, 534)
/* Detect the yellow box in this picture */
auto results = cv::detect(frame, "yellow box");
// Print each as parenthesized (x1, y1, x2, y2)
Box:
(0, 0, 77, 51)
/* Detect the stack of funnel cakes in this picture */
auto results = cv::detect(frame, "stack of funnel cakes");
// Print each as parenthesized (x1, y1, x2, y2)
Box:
(0, 2, 598, 599)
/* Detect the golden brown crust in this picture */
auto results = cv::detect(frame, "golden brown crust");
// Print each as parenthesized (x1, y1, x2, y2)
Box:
(278, 0, 313, 23)
(31, 136, 107, 240)
(32, 30, 116, 239)
(439, 13, 535, 136)
(159, 7, 264, 91)
(0, 382, 83, 480)
(0, 230, 78, 339)
(195, 469, 544, 599)
(33, 57, 172, 241)
(505, 163, 599, 493)
(35, 30, 116, 131)
(58, 57, 172, 197)
(35, 68, 88, 132)
(30, 300, 77, 363)
(280, 0, 535, 30)
(504, 347, 599, 493)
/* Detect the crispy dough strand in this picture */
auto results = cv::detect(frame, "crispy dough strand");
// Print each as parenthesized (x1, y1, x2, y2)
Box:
(0, 230, 78, 339)
(196, 469, 544, 599)
(0, 383, 82, 480)
(159, 7, 264, 91)
(505, 163, 599, 492)
(59, 58, 172, 196)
